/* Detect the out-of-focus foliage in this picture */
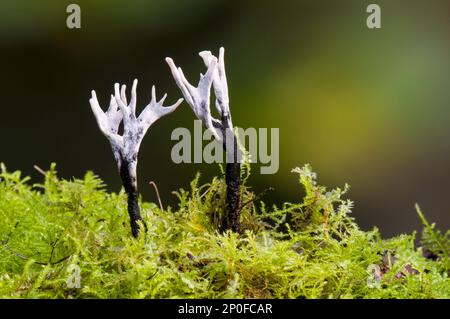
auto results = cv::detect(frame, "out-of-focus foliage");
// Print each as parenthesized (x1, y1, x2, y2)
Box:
(417, 205, 450, 274)
(0, 163, 448, 298)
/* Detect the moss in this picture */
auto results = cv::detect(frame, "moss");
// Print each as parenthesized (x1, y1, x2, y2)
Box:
(0, 163, 448, 299)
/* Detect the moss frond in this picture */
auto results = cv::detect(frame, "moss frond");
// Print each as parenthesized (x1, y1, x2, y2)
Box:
(0, 163, 448, 298)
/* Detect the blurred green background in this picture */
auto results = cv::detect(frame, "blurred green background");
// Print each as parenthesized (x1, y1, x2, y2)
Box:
(1, 0, 449, 237)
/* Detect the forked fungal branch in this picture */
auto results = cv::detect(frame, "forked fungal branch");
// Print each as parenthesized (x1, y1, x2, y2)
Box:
(89, 79, 183, 237)
(166, 47, 242, 232)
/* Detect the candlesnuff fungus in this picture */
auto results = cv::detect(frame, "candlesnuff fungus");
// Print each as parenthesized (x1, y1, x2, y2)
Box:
(166, 47, 242, 232)
(89, 79, 183, 237)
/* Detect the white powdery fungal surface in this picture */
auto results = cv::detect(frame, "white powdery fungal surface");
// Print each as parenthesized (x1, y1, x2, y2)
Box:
(89, 79, 183, 185)
(166, 47, 234, 143)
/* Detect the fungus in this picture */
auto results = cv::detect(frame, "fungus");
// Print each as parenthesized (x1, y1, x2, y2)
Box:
(89, 79, 183, 237)
(166, 47, 242, 232)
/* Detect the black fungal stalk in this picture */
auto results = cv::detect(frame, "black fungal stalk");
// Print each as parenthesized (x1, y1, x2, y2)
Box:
(166, 47, 243, 232)
(89, 79, 183, 237)
(223, 137, 242, 232)
(119, 158, 141, 237)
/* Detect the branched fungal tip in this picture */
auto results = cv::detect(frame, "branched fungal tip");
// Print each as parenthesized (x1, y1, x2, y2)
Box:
(89, 78, 182, 237)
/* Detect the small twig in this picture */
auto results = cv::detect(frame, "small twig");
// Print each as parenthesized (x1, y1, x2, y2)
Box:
(147, 269, 159, 280)
(199, 188, 210, 199)
(3, 243, 71, 266)
(237, 187, 274, 214)
(2, 223, 71, 266)
(149, 181, 164, 211)
(33, 165, 46, 176)
(46, 255, 71, 265)
(2, 243, 28, 260)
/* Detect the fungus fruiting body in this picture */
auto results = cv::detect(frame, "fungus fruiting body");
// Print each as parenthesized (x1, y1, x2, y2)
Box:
(90, 47, 242, 236)
(89, 79, 183, 237)
(166, 47, 242, 232)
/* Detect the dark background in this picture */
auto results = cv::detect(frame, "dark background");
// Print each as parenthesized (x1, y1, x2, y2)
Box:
(1, 0, 449, 237)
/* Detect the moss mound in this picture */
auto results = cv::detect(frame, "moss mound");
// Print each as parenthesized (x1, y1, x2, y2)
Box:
(0, 163, 448, 298)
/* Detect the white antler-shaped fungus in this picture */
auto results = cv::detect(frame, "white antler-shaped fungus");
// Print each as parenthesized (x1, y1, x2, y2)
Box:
(166, 48, 242, 232)
(89, 79, 182, 237)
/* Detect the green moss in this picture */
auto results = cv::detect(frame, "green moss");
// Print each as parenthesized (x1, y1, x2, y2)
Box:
(0, 163, 448, 298)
